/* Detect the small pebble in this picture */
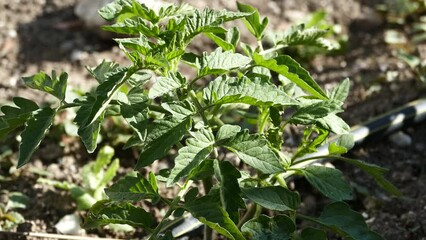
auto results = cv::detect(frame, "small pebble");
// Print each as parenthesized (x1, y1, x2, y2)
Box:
(55, 213, 85, 235)
(70, 50, 88, 62)
(389, 131, 412, 147)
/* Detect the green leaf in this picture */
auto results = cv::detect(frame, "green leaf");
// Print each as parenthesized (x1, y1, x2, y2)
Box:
(237, 2, 269, 40)
(216, 124, 241, 141)
(205, 27, 240, 51)
(196, 48, 251, 77)
(83, 200, 153, 229)
(241, 186, 300, 211)
(105, 173, 159, 201)
(253, 53, 327, 100)
(75, 68, 135, 152)
(120, 88, 149, 141)
(187, 159, 215, 181)
(18, 107, 56, 168)
(339, 158, 402, 197)
(315, 113, 350, 134)
(329, 78, 350, 104)
(6, 192, 30, 210)
(100, 0, 191, 23)
(98, 0, 133, 21)
(162, 100, 196, 119)
(273, 24, 331, 49)
(317, 202, 383, 240)
(167, 128, 215, 185)
(290, 100, 342, 125)
(204, 76, 298, 107)
(93, 145, 115, 174)
(148, 72, 185, 99)
(74, 96, 105, 153)
(22, 71, 67, 101)
(0, 97, 39, 139)
(86, 60, 119, 84)
(98, 158, 120, 190)
(70, 186, 97, 210)
(241, 215, 295, 240)
(328, 134, 354, 155)
(301, 228, 327, 240)
(184, 8, 250, 40)
(185, 195, 245, 240)
(103, 18, 160, 37)
(135, 116, 191, 169)
(148, 172, 158, 192)
(293, 127, 328, 159)
(214, 160, 245, 223)
(87, 67, 132, 126)
(299, 166, 353, 201)
(222, 130, 284, 174)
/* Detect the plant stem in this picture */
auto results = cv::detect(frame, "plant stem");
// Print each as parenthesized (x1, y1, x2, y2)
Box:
(148, 180, 193, 240)
(276, 174, 288, 188)
(202, 176, 214, 240)
(189, 90, 209, 125)
(259, 44, 287, 56)
(58, 102, 80, 111)
(258, 107, 269, 134)
(237, 202, 257, 228)
(147, 104, 169, 114)
(189, 75, 204, 87)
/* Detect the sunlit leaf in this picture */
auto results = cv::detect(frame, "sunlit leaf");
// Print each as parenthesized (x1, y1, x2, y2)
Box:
(18, 107, 56, 168)
(253, 53, 327, 100)
(222, 130, 284, 174)
(204, 76, 298, 107)
(0, 97, 39, 139)
(237, 2, 269, 39)
(22, 71, 67, 101)
(168, 128, 215, 185)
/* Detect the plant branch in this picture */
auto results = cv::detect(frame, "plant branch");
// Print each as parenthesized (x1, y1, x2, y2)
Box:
(189, 90, 209, 125)
(148, 180, 193, 240)
(237, 202, 257, 228)
(202, 174, 214, 240)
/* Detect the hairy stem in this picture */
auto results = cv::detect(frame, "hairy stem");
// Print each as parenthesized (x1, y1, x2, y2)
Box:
(258, 107, 270, 134)
(148, 180, 193, 240)
(237, 202, 257, 228)
(189, 90, 209, 125)
(202, 176, 214, 240)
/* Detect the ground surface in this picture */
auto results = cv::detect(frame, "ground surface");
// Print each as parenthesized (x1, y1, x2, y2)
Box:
(0, 0, 426, 239)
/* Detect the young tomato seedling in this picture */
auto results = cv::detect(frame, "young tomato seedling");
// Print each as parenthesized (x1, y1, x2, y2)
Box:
(0, 1, 400, 239)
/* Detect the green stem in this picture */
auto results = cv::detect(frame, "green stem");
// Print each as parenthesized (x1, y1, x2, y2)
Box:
(148, 104, 169, 114)
(148, 180, 193, 240)
(58, 102, 80, 111)
(258, 107, 269, 134)
(276, 174, 288, 188)
(189, 90, 209, 125)
(189, 75, 204, 87)
(202, 176, 214, 240)
(292, 155, 332, 165)
(257, 40, 264, 52)
(237, 203, 257, 228)
(259, 44, 287, 56)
